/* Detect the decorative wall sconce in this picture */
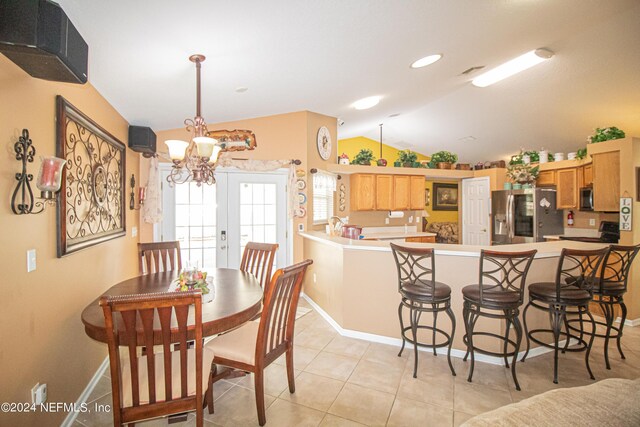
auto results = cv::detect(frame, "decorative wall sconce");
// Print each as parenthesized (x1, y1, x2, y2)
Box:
(129, 174, 145, 210)
(11, 129, 66, 215)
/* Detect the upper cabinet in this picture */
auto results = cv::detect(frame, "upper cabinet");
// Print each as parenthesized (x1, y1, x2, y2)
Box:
(582, 164, 593, 187)
(350, 173, 426, 211)
(555, 168, 578, 209)
(592, 151, 620, 212)
(350, 174, 376, 211)
(537, 170, 556, 187)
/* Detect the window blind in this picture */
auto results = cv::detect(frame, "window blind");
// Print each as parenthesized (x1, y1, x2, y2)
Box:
(312, 172, 336, 224)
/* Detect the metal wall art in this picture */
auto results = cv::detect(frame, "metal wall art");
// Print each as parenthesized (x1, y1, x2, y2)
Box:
(56, 96, 126, 257)
(208, 129, 257, 151)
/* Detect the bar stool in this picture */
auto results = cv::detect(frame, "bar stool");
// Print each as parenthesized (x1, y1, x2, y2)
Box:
(390, 243, 456, 378)
(461, 249, 537, 391)
(521, 247, 608, 384)
(567, 245, 640, 369)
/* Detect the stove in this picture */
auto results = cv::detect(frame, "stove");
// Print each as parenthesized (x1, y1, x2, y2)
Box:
(559, 221, 619, 244)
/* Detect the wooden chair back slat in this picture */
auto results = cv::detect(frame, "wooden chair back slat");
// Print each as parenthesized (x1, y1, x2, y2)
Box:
(100, 291, 203, 426)
(256, 260, 312, 363)
(240, 242, 279, 289)
(138, 241, 182, 275)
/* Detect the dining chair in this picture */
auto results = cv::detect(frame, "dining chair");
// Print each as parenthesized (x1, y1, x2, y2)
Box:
(138, 241, 182, 275)
(100, 291, 213, 427)
(240, 242, 279, 289)
(204, 259, 313, 426)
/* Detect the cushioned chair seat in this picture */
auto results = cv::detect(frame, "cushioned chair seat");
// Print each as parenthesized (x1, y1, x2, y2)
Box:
(462, 284, 520, 306)
(528, 282, 591, 303)
(401, 281, 451, 301)
(121, 347, 215, 407)
(206, 321, 259, 366)
(592, 279, 626, 296)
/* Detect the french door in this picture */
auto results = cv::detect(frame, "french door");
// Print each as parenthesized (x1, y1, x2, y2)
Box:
(159, 167, 289, 270)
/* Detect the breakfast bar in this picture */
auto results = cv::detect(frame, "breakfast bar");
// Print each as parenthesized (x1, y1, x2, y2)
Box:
(300, 231, 609, 362)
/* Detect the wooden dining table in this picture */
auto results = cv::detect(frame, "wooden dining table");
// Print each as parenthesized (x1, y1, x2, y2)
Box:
(81, 268, 263, 344)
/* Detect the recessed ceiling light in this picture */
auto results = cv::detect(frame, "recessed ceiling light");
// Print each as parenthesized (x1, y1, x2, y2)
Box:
(353, 96, 382, 110)
(235, 86, 248, 93)
(389, 113, 401, 118)
(458, 136, 477, 143)
(410, 54, 442, 69)
(472, 48, 554, 87)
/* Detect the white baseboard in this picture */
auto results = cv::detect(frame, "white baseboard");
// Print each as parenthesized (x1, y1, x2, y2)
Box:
(301, 293, 567, 366)
(591, 314, 640, 328)
(61, 356, 109, 427)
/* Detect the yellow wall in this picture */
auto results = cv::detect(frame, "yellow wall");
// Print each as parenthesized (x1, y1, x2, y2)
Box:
(0, 55, 139, 426)
(425, 180, 459, 223)
(338, 136, 428, 164)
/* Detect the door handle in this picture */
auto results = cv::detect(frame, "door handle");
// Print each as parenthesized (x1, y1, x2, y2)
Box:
(220, 245, 227, 250)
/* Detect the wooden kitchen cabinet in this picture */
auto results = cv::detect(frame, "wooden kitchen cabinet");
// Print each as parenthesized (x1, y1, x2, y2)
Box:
(593, 151, 620, 212)
(582, 163, 593, 187)
(405, 236, 436, 243)
(392, 176, 411, 210)
(556, 168, 578, 209)
(537, 170, 556, 186)
(409, 176, 426, 209)
(375, 175, 393, 210)
(350, 174, 376, 211)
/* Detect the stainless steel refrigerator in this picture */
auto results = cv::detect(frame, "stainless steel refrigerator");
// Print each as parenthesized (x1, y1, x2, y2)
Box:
(491, 188, 564, 245)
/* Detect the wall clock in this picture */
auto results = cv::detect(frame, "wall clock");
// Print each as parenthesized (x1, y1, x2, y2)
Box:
(316, 126, 332, 160)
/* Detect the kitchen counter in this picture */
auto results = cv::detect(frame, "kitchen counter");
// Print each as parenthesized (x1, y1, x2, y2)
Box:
(301, 231, 609, 363)
(360, 231, 436, 240)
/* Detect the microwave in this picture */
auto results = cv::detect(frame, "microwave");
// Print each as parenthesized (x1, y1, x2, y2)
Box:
(579, 187, 594, 211)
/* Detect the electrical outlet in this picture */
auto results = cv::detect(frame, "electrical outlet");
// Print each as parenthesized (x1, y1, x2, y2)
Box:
(27, 249, 36, 272)
(589, 219, 596, 226)
(385, 218, 390, 224)
(31, 383, 47, 405)
(313, 273, 317, 283)
(132, 226, 138, 237)
(409, 215, 414, 223)
(297, 223, 304, 232)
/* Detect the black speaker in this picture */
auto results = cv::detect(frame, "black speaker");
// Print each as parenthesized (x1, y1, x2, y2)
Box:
(0, 0, 88, 84)
(128, 126, 157, 156)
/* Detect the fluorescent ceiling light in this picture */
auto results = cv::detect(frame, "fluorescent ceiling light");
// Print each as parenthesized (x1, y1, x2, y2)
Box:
(353, 96, 382, 110)
(472, 48, 554, 87)
(410, 54, 442, 69)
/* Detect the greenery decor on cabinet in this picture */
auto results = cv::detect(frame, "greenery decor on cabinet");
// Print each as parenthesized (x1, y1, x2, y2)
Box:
(351, 148, 375, 165)
(506, 163, 539, 184)
(588, 127, 625, 144)
(397, 149, 418, 167)
(509, 150, 553, 165)
(428, 150, 458, 169)
(576, 147, 588, 160)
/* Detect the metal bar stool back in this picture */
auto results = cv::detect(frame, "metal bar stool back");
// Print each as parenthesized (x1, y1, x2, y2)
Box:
(462, 249, 537, 391)
(521, 247, 609, 384)
(390, 243, 456, 378)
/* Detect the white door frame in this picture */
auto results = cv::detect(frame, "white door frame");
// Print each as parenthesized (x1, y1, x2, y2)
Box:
(461, 176, 491, 245)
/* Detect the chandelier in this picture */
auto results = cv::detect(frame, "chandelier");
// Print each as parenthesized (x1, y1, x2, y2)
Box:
(164, 54, 222, 186)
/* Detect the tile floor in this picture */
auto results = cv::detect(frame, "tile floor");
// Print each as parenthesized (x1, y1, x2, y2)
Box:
(74, 298, 640, 426)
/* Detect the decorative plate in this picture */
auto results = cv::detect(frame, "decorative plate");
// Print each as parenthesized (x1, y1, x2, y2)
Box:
(294, 207, 306, 218)
(317, 126, 332, 160)
(298, 192, 307, 204)
(296, 179, 306, 190)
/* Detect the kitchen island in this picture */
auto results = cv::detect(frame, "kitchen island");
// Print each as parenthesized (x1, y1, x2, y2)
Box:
(300, 231, 609, 364)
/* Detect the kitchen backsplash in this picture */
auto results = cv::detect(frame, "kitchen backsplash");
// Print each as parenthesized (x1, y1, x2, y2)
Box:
(563, 209, 618, 230)
(348, 210, 426, 227)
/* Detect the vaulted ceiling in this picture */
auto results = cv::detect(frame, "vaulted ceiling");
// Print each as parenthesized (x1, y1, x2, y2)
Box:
(58, 0, 640, 162)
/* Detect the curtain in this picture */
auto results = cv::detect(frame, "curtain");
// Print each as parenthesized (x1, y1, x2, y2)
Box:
(142, 156, 163, 223)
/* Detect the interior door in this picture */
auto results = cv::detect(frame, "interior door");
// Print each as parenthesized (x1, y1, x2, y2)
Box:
(224, 171, 288, 269)
(462, 177, 491, 245)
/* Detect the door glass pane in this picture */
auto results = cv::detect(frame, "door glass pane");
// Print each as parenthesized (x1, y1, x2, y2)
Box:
(238, 182, 278, 260)
(513, 194, 534, 237)
(174, 182, 217, 269)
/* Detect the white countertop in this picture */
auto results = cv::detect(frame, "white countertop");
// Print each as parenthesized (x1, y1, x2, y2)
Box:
(361, 231, 436, 240)
(300, 231, 608, 258)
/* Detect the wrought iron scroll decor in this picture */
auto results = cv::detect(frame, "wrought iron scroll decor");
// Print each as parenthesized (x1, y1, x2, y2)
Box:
(56, 96, 126, 257)
(11, 129, 37, 214)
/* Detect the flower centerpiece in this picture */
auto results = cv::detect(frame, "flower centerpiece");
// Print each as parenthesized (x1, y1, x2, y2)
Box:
(351, 148, 375, 165)
(506, 163, 539, 184)
(588, 127, 625, 144)
(174, 269, 210, 294)
(428, 151, 458, 169)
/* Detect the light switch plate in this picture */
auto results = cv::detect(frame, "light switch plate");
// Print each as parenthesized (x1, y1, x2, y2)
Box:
(297, 223, 304, 232)
(132, 226, 138, 237)
(27, 249, 36, 272)
(589, 219, 596, 226)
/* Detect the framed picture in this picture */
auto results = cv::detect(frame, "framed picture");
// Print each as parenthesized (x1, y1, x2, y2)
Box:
(56, 96, 126, 257)
(425, 188, 431, 206)
(433, 182, 458, 211)
(636, 167, 640, 201)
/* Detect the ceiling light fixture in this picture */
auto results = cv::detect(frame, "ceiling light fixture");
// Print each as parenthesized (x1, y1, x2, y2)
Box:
(410, 54, 442, 69)
(353, 96, 382, 110)
(165, 54, 222, 186)
(471, 48, 553, 88)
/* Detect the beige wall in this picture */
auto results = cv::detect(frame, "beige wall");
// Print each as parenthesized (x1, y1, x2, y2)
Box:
(0, 56, 139, 425)
(139, 111, 337, 263)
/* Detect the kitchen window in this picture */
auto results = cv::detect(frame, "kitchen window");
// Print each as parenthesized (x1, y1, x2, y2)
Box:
(312, 171, 336, 224)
